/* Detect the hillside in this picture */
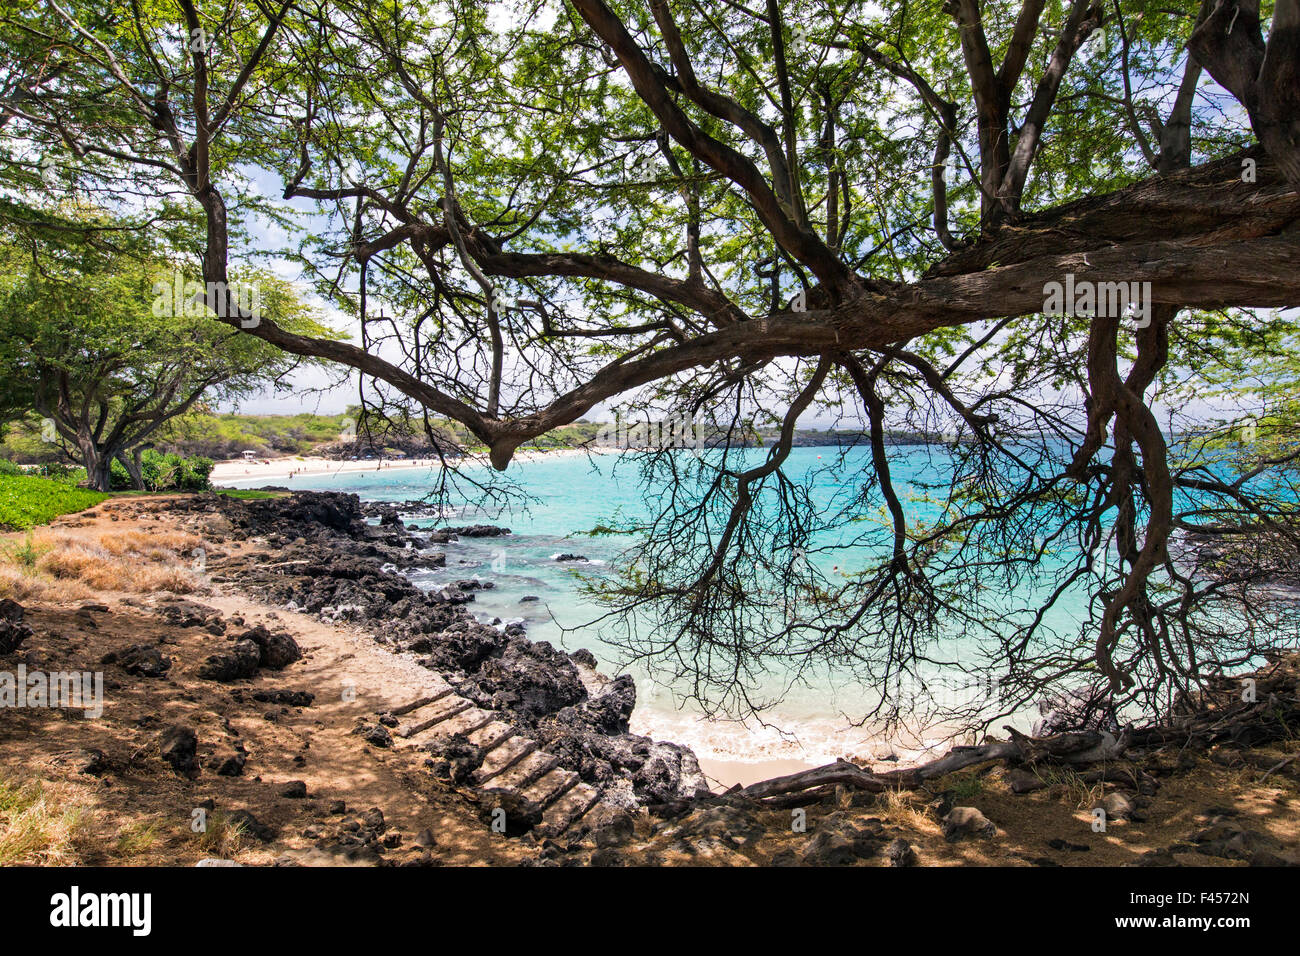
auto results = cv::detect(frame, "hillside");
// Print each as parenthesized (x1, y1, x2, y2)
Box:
(2, 410, 938, 466)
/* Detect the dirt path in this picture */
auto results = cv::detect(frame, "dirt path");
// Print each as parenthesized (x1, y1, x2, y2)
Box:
(1, 498, 536, 866)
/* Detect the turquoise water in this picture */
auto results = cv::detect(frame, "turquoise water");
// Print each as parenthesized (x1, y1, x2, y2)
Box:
(221, 446, 1088, 765)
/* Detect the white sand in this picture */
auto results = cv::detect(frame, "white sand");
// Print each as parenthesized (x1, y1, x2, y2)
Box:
(210, 447, 599, 485)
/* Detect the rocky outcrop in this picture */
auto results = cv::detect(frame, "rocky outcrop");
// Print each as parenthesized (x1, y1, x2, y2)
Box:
(194, 490, 708, 809)
(444, 525, 511, 537)
(237, 625, 302, 670)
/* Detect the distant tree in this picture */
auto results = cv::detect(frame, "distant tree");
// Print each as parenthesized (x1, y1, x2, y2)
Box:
(0, 217, 334, 490)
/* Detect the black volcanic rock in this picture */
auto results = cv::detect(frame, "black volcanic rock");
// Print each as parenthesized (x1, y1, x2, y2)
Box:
(198, 640, 261, 682)
(456, 638, 586, 723)
(0, 599, 32, 654)
(238, 625, 302, 670)
(198, 488, 710, 809)
(159, 725, 198, 777)
(105, 643, 172, 678)
(444, 525, 511, 537)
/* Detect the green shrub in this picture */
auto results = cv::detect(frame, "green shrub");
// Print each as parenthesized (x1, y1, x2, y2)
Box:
(37, 462, 84, 481)
(0, 475, 108, 530)
(109, 450, 213, 492)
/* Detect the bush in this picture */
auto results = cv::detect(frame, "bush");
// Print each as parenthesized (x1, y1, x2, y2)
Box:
(109, 450, 213, 492)
(37, 462, 84, 481)
(0, 475, 109, 530)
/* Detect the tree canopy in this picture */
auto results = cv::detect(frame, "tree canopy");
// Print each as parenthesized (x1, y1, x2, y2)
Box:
(0, 211, 333, 489)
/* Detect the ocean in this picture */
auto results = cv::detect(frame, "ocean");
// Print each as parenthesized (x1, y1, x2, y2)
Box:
(220, 445, 1092, 775)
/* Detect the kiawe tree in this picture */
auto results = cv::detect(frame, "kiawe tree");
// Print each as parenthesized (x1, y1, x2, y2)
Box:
(4, 0, 1300, 732)
(0, 219, 329, 490)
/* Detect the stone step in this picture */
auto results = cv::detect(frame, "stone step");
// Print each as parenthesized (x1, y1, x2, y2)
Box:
(404, 706, 496, 748)
(572, 800, 629, 836)
(387, 685, 455, 717)
(466, 721, 517, 755)
(521, 767, 581, 812)
(488, 750, 558, 793)
(539, 782, 603, 837)
(399, 696, 473, 738)
(473, 735, 538, 785)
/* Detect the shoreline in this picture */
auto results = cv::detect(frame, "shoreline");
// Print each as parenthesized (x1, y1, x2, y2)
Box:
(212, 454, 961, 781)
(4, 490, 1297, 867)
(210, 447, 598, 484)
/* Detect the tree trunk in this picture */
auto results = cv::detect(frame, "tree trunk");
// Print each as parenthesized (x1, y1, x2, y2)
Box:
(75, 433, 118, 492)
(79, 449, 112, 492)
(115, 448, 145, 491)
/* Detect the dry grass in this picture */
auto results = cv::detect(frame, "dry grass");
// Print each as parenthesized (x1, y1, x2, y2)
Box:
(0, 564, 96, 603)
(193, 811, 245, 859)
(96, 529, 201, 558)
(877, 786, 936, 831)
(114, 820, 162, 859)
(1036, 765, 1107, 810)
(0, 528, 204, 596)
(0, 775, 90, 865)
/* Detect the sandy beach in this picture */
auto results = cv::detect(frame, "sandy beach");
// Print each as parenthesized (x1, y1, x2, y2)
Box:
(210, 447, 599, 485)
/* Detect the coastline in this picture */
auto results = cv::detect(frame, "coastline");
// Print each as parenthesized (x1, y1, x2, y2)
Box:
(210, 447, 598, 485)
(4, 488, 1298, 867)
(211, 448, 956, 781)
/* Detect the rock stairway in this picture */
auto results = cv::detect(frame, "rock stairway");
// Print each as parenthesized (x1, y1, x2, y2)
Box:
(388, 685, 625, 838)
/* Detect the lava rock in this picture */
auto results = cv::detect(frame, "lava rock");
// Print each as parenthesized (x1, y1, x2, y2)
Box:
(209, 746, 247, 777)
(420, 623, 508, 672)
(226, 809, 277, 842)
(108, 643, 172, 679)
(71, 748, 108, 776)
(445, 525, 511, 537)
(458, 638, 586, 723)
(1003, 768, 1047, 794)
(251, 689, 315, 707)
(941, 806, 997, 842)
(425, 734, 486, 785)
(355, 723, 393, 748)
(885, 837, 918, 867)
(799, 830, 859, 866)
(476, 789, 543, 835)
(158, 725, 199, 777)
(591, 812, 636, 847)
(582, 675, 636, 735)
(198, 640, 261, 682)
(0, 599, 33, 654)
(238, 625, 302, 670)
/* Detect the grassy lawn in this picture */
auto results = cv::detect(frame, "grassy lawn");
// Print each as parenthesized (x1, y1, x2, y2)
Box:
(0, 475, 109, 531)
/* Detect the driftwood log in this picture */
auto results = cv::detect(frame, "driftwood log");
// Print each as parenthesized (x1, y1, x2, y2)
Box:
(738, 656, 1300, 805)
